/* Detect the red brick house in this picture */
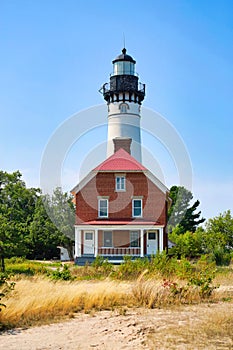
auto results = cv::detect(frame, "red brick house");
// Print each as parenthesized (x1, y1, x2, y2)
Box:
(71, 138, 170, 265)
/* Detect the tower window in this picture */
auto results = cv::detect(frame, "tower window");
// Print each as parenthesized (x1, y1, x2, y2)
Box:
(120, 103, 129, 113)
(115, 176, 126, 191)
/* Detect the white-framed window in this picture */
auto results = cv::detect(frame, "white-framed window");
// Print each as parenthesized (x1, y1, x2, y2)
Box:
(115, 176, 126, 191)
(98, 198, 108, 218)
(119, 103, 129, 113)
(132, 199, 142, 217)
(103, 231, 112, 247)
(130, 231, 139, 247)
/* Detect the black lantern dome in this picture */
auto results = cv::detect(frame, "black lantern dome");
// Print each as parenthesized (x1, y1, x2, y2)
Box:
(100, 48, 145, 104)
(113, 48, 136, 63)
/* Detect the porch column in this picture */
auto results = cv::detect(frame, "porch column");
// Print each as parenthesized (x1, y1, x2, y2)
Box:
(94, 229, 98, 257)
(159, 228, 163, 252)
(78, 229, 82, 257)
(140, 229, 144, 257)
(74, 227, 79, 258)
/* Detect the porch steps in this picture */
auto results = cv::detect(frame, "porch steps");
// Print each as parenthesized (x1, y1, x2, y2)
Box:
(75, 255, 144, 266)
(75, 256, 95, 266)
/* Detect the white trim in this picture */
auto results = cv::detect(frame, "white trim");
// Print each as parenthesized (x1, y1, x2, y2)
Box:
(143, 170, 168, 194)
(71, 171, 97, 194)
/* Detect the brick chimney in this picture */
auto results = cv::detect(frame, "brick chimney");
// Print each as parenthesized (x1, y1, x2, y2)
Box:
(113, 137, 132, 155)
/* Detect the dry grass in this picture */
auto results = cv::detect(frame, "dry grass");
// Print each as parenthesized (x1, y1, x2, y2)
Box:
(0, 277, 133, 329)
(214, 267, 233, 286)
(132, 279, 203, 308)
(147, 302, 233, 349)
(1, 273, 232, 331)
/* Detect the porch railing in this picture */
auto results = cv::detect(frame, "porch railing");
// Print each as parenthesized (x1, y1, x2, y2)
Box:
(98, 247, 140, 256)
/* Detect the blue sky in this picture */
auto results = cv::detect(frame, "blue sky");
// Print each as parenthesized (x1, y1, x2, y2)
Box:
(0, 0, 232, 220)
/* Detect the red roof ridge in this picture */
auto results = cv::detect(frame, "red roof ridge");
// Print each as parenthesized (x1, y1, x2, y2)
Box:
(94, 148, 147, 171)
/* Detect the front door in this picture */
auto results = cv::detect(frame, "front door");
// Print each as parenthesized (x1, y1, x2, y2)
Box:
(147, 231, 158, 255)
(83, 231, 94, 255)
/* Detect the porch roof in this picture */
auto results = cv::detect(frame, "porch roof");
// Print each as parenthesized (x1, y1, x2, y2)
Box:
(78, 219, 160, 226)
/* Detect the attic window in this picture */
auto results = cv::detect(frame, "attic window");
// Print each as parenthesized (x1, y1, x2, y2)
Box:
(115, 176, 126, 191)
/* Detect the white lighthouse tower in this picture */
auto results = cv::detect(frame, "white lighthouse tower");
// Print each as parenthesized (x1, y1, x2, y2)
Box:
(100, 48, 145, 163)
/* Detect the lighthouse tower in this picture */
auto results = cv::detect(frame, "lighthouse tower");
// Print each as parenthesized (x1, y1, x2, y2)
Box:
(100, 48, 145, 163)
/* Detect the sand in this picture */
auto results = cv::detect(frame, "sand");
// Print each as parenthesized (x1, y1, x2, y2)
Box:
(1, 302, 233, 350)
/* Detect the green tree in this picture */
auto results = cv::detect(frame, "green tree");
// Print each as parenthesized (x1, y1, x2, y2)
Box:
(29, 188, 75, 260)
(201, 210, 233, 262)
(169, 227, 203, 258)
(0, 171, 39, 269)
(168, 186, 205, 233)
(29, 197, 60, 259)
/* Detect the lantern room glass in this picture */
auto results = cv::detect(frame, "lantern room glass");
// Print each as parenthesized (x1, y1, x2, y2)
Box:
(113, 61, 135, 75)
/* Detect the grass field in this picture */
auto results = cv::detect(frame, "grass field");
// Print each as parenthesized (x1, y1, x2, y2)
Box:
(0, 261, 233, 349)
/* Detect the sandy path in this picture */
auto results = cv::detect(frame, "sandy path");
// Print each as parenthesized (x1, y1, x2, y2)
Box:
(0, 310, 150, 350)
(1, 303, 233, 350)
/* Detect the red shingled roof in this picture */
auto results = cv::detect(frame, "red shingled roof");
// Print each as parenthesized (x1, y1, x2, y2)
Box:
(94, 148, 146, 171)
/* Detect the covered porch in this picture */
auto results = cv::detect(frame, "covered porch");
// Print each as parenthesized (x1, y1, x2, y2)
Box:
(74, 223, 164, 264)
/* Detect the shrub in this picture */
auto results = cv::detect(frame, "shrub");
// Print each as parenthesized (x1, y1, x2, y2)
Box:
(210, 247, 231, 266)
(5, 258, 48, 276)
(50, 264, 74, 281)
(91, 256, 113, 275)
(188, 258, 218, 297)
(112, 256, 149, 280)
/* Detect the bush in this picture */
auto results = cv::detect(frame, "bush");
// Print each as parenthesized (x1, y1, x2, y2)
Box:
(91, 256, 113, 275)
(188, 258, 217, 297)
(112, 256, 150, 280)
(210, 248, 231, 266)
(50, 264, 74, 281)
(6, 259, 48, 276)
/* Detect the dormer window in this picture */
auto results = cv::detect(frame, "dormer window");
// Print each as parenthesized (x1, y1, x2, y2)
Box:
(115, 175, 126, 191)
(120, 103, 129, 113)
